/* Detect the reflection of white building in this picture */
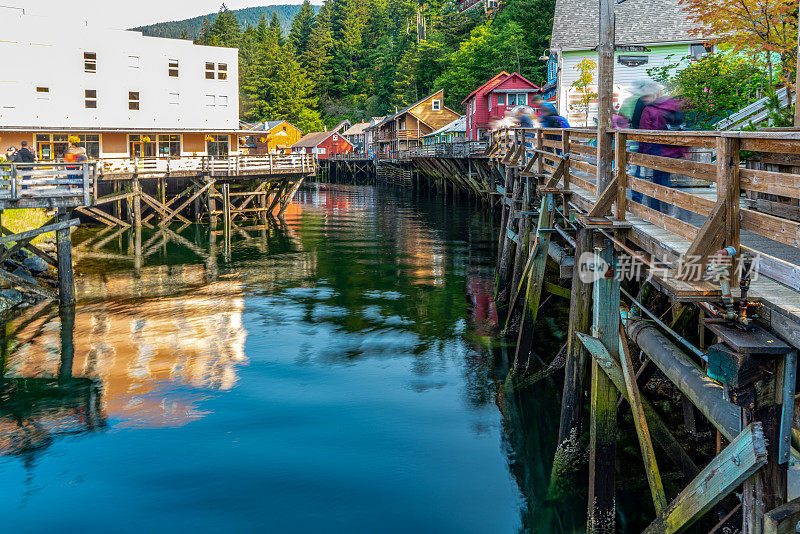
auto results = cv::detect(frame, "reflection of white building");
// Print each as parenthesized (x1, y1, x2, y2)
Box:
(0, 9, 239, 159)
(6, 266, 248, 428)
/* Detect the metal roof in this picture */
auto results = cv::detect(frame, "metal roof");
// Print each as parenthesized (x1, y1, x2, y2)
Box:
(422, 116, 466, 138)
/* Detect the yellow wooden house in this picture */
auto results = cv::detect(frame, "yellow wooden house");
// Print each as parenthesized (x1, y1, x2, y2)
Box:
(241, 121, 303, 155)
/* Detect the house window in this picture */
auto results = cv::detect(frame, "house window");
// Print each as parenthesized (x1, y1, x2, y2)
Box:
(158, 134, 181, 156)
(84, 52, 97, 73)
(507, 93, 527, 107)
(128, 91, 140, 110)
(432, 99, 441, 111)
(169, 59, 179, 77)
(205, 94, 215, 107)
(205, 62, 215, 79)
(35, 86, 50, 100)
(218, 63, 228, 80)
(85, 89, 97, 108)
(498, 94, 506, 106)
(218, 95, 228, 107)
(168, 92, 179, 105)
(690, 43, 713, 59)
(206, 134, 228, 156)
(333, 134, 338, 141)
(128, 55, 140, 68)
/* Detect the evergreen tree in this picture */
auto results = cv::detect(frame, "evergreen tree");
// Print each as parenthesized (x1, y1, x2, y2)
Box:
(289, 0, 317, 56)
(269, 13, 285, 46)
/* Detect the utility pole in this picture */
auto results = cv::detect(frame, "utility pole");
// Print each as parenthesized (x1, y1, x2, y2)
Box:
(596, 0, 615, 193)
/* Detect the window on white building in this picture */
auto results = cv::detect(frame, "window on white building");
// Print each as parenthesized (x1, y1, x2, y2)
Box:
(205, 62, 215, 80)
(35, 87, 50, 100)
(158, 134, 181, 156)
(84, 52, 97, 73)
(205, 94, 215, 107)
(218, 95, 228, 107)
(169, 59, 179, 77)
(128, 55, 140, 68)
(218, 63, 228, 80)
(85, 89, 97, 108)
(432, 99, 441, 111)
(128, 91, 140, 110)
(168, 92, 180, 105)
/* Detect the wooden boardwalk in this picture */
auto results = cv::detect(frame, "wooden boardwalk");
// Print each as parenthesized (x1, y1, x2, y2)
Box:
(0, 154, 315, 306)
(397, 126, 800, 533)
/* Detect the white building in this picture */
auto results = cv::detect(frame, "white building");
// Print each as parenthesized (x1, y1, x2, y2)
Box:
(0, 9, 240, 160)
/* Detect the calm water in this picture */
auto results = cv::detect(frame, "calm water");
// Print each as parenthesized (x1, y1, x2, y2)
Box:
(0, 185, 592, 533)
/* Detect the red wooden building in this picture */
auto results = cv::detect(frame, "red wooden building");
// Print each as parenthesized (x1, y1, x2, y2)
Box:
(462, 71, 541, 141)
(291, 130, 353, 160)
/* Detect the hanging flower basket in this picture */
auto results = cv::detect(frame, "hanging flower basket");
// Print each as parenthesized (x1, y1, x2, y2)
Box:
(205, 135, 215, 142)
(142, 136, 152, 143)
(259, 137, 267, 144)
(68, 135, 81, 145)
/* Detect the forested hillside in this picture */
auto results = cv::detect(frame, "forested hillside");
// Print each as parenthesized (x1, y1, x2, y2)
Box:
(132, 4, 314, 40)
(194, 0, 555, 132)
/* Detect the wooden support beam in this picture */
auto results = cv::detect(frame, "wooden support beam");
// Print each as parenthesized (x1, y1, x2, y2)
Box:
(644, 423, 767, 534)
(764, 497, 800, 534)
(619, 324, 668, 514)
(0, 218, 79, 246)
(588, 236, 620, 533)
(578, 332, 700, 481)
(159, 182, 213, 227)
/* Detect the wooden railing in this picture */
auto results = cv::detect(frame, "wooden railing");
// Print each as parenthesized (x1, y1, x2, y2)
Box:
(378, 130, 422, 141)
(0, 162, 97, 208)
(488, 127, 800, 291)
(98, 154, 316, 177)
(408, 141, 488, 158)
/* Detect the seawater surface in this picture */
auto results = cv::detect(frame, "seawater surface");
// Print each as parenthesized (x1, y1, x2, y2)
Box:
(0, 185, 585, 533)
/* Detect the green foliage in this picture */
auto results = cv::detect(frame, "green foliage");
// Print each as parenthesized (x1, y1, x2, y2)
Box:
(648, 51, 770, 129)
(133, 4, 315, 40)
(170, 0, 556, 130)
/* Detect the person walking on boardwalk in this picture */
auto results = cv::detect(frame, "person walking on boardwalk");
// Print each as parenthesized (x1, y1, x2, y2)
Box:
(638, 90, 687, 213)
(537, 102, 570, 129)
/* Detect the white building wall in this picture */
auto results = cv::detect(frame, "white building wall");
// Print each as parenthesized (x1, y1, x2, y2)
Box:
(0, 11, 239, 131)
(557, 44, 693, 125)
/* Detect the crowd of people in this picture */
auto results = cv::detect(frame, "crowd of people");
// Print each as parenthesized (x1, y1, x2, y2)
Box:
(3, 141, 88, 164)
(489, 79, 686, 214)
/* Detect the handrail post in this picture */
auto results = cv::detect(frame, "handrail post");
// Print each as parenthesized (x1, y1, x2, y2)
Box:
(615, 131, 627, 222)
(10, 164, 17, 201)
(536, 129, 544, 176)
(82, 161, 90, 207)
(717, 134, 741, 259)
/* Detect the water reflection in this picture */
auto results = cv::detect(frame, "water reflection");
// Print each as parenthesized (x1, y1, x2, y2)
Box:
(0, 185, 579, 532)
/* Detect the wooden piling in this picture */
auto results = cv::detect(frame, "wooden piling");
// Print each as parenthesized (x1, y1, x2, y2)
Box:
(588, 237, 620, 534)
(56, 207, 76, 305)
(556, 226, 592, 454)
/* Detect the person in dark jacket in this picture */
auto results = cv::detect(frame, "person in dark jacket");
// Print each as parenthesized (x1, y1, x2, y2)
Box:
(14, 140, 35, 163)
(538, 102, 570, 129)
(637, 93, 687, 212)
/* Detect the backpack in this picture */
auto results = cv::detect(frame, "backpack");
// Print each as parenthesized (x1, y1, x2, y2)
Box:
(664, 109, 687, 131)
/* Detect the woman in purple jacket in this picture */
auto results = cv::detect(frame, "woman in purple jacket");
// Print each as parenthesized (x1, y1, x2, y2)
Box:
(637, 94, 687, 212)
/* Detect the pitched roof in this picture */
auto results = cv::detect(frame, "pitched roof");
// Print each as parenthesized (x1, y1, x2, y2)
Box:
(492, 73, 541, 92)
(422, 116, 466, 138)
(240, 120, 298, 133)
(377, 90, 447, 129)
(462, 71, 510, 104)
(551, 0, 713, 50)
(292, 130, 353, 148)
(343, 122, 370, 136)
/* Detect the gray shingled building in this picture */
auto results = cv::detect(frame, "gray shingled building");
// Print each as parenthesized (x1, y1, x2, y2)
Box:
(549, 0, 714, 125)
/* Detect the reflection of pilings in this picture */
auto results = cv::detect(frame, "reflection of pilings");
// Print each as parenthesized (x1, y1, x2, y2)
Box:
(56, 207, 76, 305)
(59, 308, 74, 382)
(222, 183, 231, 262)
